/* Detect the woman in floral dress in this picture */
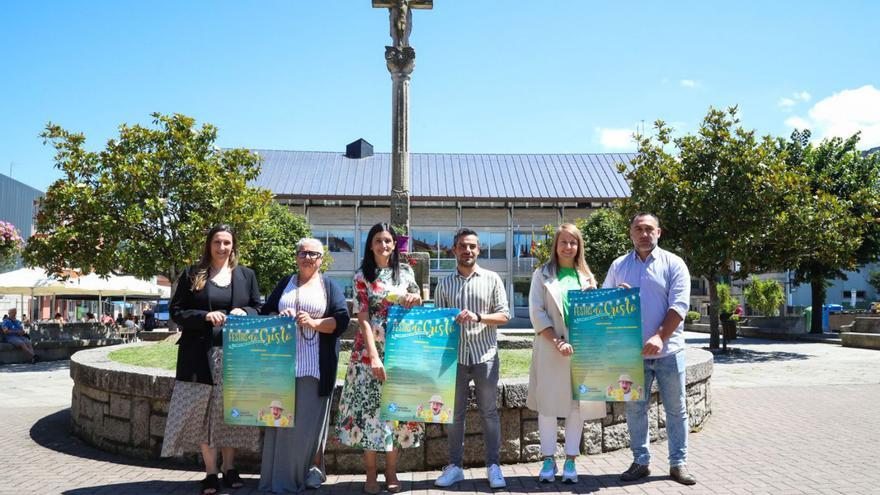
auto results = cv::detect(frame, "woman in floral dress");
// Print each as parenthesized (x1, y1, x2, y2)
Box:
(335, 223, 423, 494)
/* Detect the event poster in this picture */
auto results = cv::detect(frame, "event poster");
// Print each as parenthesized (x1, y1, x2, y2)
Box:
(223, 315, 297, 427)
(380, 306, 461, 424)
(568, 288, 646, 401)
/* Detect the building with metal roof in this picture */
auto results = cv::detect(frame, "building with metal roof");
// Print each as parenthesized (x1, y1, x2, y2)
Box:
(253, 148, 634, 202)
(253, 141, 637, 314)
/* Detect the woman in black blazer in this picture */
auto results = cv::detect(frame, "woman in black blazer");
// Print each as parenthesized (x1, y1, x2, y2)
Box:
(258, 237, 350, 493)
(160, 225, 262, 495)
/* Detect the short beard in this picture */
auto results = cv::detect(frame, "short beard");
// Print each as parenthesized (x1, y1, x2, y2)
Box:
(457, 257, 476, 268)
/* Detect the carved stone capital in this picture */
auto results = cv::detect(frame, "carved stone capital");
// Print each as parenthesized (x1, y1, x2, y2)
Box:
(385, 46, 416, 76)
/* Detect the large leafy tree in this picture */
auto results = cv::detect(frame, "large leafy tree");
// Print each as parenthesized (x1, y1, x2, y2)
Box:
(576, 207, 631, 283)
(620, 107, 808, 348)
(245, 201, 333, 294)
(783, 130, 880, 332)
(24, 113, 273, 294)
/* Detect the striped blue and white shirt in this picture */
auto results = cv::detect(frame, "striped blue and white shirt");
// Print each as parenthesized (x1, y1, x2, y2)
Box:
(435, 266, 510, 366)
(278, 275, 327, 379)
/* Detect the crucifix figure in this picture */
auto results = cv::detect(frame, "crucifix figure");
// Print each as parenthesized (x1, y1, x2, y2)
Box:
(374, 0, 432, 49)
(372, 0, 433, 233)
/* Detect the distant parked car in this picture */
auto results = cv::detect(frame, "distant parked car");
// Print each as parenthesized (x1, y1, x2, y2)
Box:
(155, 299, 170, 327)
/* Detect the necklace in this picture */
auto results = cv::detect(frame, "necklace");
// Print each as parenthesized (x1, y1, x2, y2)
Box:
(293, 276, 318, 342)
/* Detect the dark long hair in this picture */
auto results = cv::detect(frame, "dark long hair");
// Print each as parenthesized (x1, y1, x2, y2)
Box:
(191, 224, 239, 291)
(360, 223, 400, 284)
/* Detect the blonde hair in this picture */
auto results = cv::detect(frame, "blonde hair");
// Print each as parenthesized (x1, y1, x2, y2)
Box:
(547, 223, 596, 288)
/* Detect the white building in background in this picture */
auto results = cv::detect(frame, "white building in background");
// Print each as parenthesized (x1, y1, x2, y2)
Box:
(251, 140, 636, 316)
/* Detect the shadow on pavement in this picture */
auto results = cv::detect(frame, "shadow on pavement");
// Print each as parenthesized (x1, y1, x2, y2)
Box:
(0, 359, 70, 373)
(404, 473, 649, 493)
(686, 335, 824, 347)
(62, 480, 197, 495)
(706, 347, 810, 364)
(29, 408, 194, 472)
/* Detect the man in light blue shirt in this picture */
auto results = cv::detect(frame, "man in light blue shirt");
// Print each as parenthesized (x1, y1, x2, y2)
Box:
(603, 212, 696, 486)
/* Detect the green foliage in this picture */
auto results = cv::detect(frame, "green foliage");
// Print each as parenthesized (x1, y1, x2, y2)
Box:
(743, 277, 785, 316)
(685, 311, 701, 323)
(532, 225, 557, 267)
(869, 270, 880, 294)
(783, 129, 880, 330)
(24, 113, 273, 286)
(576, 207, 631, 283)
(620, 106, 809, 347)
(243, 201, 333, 294)
(716, 283, 738, 318)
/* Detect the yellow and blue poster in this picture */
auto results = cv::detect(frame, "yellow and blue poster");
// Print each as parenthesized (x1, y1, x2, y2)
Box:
(380, 306, 461, 424)
(223, 315, 296, 427)
(568, 288, 645, 402)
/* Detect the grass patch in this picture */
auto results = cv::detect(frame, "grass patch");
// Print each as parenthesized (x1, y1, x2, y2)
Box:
(108, 342, 177, 370)
(336, 348, 531, 380)
(108, 344, 533, 380)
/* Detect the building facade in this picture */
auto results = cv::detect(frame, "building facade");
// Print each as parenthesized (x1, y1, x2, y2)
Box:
(252, 143, 635, 315)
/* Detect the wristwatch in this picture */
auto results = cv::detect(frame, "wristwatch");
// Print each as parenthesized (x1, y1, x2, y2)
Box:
(476, 313, 482, 323)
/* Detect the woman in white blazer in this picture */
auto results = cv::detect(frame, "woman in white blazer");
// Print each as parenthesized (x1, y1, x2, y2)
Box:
(527, 223, 606, 484)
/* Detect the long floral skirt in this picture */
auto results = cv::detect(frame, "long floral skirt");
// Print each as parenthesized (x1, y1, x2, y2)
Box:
(334, 334, 422, 452)
(161, 348, 260, 457)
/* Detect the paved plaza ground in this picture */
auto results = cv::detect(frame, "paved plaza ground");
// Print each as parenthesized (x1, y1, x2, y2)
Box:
(2, 333, 880, 495)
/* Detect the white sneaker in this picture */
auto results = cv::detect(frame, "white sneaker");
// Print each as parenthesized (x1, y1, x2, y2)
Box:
(538, 457, 557, 483)
(305, 466, 325, 489)
(434, 464, 465, 487)
(561, 459, 578, 483)
(487, 464, 506, 489)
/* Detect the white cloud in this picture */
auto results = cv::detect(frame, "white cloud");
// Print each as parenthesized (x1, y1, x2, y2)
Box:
(597, 128, 635, 151)
(784, 116, 811, 129)
(777, 91, 811, 111)
(778, 97, 796, 109)
(783, 85, 880, 148)
(680, 79, 698, 88)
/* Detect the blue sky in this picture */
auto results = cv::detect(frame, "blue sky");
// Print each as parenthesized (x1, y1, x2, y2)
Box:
(2, 1, 879, 191)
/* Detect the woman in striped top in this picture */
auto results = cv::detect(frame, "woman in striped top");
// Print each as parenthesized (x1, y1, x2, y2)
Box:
(259, 237, 351, 493)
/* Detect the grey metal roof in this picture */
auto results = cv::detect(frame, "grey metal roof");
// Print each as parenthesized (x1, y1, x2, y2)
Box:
(252, 150, 635, 201)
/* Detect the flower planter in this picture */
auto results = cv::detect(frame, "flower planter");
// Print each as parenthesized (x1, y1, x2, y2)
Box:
(396, 235, 410, 253)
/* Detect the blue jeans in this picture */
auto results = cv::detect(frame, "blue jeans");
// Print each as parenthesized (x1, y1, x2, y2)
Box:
(448, 354, 500, 466)
(625, 351, 688, 467)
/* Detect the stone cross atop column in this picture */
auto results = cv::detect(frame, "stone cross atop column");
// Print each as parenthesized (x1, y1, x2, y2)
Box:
(372, 0, 433, 233)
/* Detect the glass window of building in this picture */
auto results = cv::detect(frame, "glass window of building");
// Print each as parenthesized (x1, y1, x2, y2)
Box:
(327, 231, 354, 253)
(475, 231, 506, 260)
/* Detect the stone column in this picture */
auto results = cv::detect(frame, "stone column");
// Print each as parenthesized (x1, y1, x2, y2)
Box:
(385, 46, 416, 231)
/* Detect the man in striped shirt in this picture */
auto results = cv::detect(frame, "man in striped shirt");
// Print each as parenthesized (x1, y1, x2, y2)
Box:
(433, 228, 511, 489)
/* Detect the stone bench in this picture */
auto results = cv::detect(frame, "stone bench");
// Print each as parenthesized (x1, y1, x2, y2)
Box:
(841, 332, 880, 350)
(0, 338, 124, 365)
(853, 317, 880, 334)
(70, 344, 713, 473)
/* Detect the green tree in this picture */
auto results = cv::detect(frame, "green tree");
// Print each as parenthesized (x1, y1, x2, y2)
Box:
(783, 130, 880, 332)
(24, 113, 273, 296)
(715, 283, 738, 317)
(869, 270, 880, 295)
(244, 201, 333, 294)
(532, 225, 557, 267)
(743, 277, 785, 316)
(620, 107, 808, 348)
(576, 207, 631, 283)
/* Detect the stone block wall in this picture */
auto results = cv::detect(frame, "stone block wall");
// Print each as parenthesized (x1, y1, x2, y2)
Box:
(70, 344, 713, 473)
